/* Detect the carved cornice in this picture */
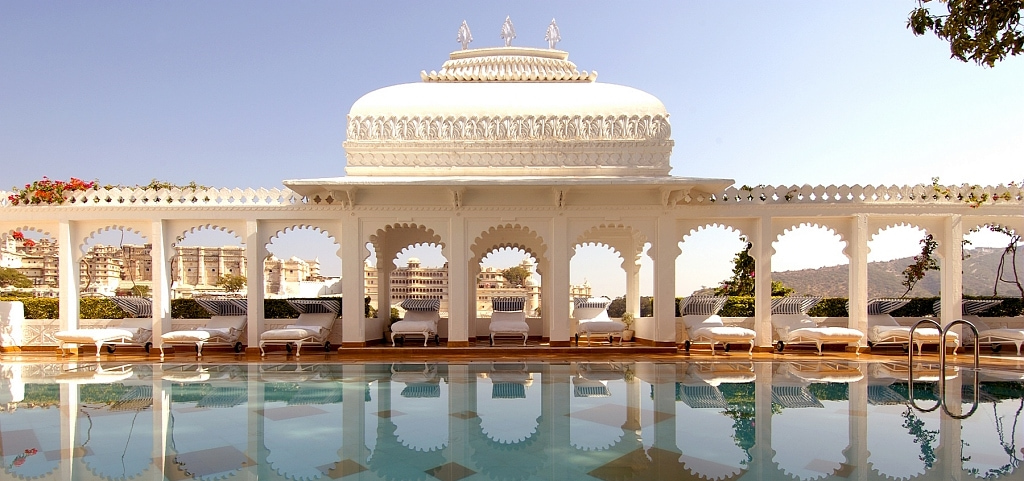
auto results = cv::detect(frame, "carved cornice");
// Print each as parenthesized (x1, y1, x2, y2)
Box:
(345, 114, 670, 142)
(343, 150, 671, 170)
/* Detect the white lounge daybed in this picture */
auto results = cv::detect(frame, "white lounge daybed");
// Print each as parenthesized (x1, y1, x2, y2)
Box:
(941, 299, 1024, 355)
(259, 299, 340, 356)
(865, 298, 958, 355)
(391, 299, 441, 346)
(679, 296, 755, 355)
(573, 297, 624, 346)
(159, 298, 248, 357)
(772, 296, 865, 355)
(54, 296, 154, 357)
(488, 296, 529, 346)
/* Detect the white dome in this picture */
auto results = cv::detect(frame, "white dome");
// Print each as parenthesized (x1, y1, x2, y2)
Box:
(343, 47, 673, 178)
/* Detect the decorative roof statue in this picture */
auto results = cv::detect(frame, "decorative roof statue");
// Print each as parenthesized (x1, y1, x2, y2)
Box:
(545, 19, 561, 49)
(457, 20, 473, 50)
(500, 16, 516, 47)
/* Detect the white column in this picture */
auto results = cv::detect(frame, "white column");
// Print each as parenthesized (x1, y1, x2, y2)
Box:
(341, 216, 367, 345)
(57, 220, 80, 331)
(549, 215, 571, 346)
(244, 220, 265, 353)
(848, 215, 869, 335)
(848, 363, 869, 481)
(150, 220, 172, 338)
(752, 217, 773, 348)
(652, 216, 678, 345)
(59, 380, 80, 480)
(624, 253, 640, 318)
(939, 214, 964, 328)
(447, 215, 470, 346)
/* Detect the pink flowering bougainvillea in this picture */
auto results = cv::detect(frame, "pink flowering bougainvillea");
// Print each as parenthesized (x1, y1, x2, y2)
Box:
(8, 177, 96, 205)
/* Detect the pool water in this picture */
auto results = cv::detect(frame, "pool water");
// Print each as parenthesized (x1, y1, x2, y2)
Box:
(1, 360, 1022, 480)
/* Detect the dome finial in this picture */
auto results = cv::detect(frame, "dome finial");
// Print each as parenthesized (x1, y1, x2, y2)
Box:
(500, 16, 516, 47)
(457, 20, 473, 50)
(545, 19, 561, 49)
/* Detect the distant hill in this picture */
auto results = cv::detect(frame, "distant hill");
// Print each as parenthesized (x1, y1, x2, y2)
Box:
(771, 247, 1023, 298)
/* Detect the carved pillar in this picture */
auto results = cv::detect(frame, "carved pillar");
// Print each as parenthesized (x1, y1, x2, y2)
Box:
(624, 251, 641, 319)
(652, 216, 678, 345)
(938, 215, 964, 328)
(752, 217, 773, 348)
(57, 220, 80, 331)
(549, 215, 571, 346)
(447, 215, 470, 346)
(244, 220, 266, 352)
(150, 220, 172, 338)
(847, 215, 869, 335)
(341, 216, 367, 346)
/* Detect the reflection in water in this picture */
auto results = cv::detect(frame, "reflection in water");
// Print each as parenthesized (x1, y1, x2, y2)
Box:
(0, 360, 1022, 480)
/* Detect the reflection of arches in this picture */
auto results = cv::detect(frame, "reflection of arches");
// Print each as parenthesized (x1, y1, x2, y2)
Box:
(261, 381, 344, 480)
(0, 404, 62, 478)
(167, 384, 250, 481)
(75, 385, 155, 479)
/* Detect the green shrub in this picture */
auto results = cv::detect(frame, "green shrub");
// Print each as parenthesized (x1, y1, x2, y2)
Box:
(808, 298, 849, 317)
(720, 296, 755, 317)
(890, 297, 939, 318)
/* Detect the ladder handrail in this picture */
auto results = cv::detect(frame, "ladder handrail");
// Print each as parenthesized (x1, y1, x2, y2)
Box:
(907, 318, 980, 418)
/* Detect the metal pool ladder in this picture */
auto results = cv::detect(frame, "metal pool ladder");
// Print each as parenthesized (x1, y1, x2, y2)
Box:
(907, 318, 980, 419)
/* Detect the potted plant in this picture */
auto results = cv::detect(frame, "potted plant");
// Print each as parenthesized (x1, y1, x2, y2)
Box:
(621, 312, 635, 342)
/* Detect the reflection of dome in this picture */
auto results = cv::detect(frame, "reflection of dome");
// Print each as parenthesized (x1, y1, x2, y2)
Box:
(344, 47, 672, 178)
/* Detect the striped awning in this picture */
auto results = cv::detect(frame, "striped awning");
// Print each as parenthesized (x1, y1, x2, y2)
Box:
(108, 296, 152, 318)
(196, 386, 248, 408)
(676, 383, 728, 409)
(492, 383, 527, 399)
(492, 296, 526, 312)
(867, 385, 907, 405)
(286, 298, 342, 314)
(932, 299, 1003, 316)
(679, 296, 728, 315)
(401, 298, 440, 311)
(195, 298, 248, 316)
(110, 385, 154, 412)
(287, 385, 344, 405)
(401, 383, 441, 398)
(573, 297, 611, 310)
(771, 296, 821, 315)
(862, 298, 911, 315)
(771, 385, 823, 408)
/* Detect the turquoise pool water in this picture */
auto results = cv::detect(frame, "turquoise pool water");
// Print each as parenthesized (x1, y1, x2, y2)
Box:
(1, 360, 1021, 480)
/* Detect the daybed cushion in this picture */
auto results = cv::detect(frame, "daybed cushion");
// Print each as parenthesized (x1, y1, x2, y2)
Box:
(392, 309, 440, 334)
(683, 315, 755, 342)
(205, 315, 248, 331)
(490, 311, 529, 333)
(773, 314, 863, 343)
(866, 314, 956, 342)
(54, 328, 140, 344)
(261, 326, 324, 341)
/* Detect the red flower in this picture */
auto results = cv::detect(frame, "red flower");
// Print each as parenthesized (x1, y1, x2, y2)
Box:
(12, 231, 24, 240)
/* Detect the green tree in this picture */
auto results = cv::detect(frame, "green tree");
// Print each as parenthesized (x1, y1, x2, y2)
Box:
(909, 0, 1024, 67)
(500, 265, 531, 287)
(713, 239, 793, 297)
(901, 234, 940, 297)
(216, 274, 247, 293)
(0, 267, 32, 288)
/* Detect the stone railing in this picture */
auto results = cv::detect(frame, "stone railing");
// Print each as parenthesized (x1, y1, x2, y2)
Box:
(1, 187, 305, 208)
(683, 184, 1024, 206)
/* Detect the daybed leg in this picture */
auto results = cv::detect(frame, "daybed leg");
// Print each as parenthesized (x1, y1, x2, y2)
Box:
(391, 332, 397, 347)
(423, 334, 429, 347)
(748, 340, 754, 356)
(710, 342, 715, 356)
(196, 341, 204, 357)
(95, 341, 104, 358)
(1016, 342, 1023, 356)
(294, 341, 303, 357)
(816, 342, 823, 356)
(259, 342, 266, 357)
(522, 333, 527, 346)
(490, 334, 494, 346)
(159, 344, 165, 359)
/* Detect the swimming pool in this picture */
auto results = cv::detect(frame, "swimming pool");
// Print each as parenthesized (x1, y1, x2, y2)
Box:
(1, 360, 1021, 480)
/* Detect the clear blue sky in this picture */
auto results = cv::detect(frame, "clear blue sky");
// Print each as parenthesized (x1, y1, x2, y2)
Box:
(3, 2, 1021, 297)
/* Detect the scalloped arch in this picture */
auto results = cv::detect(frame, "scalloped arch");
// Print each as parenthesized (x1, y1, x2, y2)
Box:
(682, 222, 747, 241)
(871, 222, 932, 240)
(576, 224, 647, 259)
(173, 224, 243, 246)
(265, 224, 340, 247)
(4, 226, 55, 238)
(80, 225, 149, 251)
(470, 224, 548, 267)
(775, 222, 849, 258)
(965, 222, 1019, 237)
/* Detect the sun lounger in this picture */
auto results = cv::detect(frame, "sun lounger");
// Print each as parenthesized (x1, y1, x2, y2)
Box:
(935, 299, 1023, 355)
(679, 296, 755, 355)
(488, 296, 529, 346)
(54, 296, 154, 357)
(159, 298, 248, 357)
(259, 299, 340, 356)
(772, 296, 865, 355)
(391, 298, 441, 346)
(864, 298, 958, 355)
(573, 297, 624, 346)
